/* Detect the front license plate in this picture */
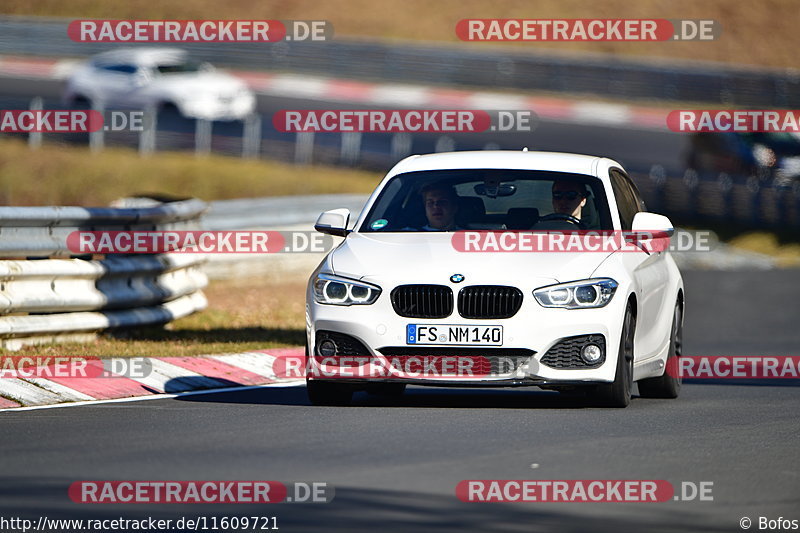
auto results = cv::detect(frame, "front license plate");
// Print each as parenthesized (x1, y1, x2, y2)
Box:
(406, 324, 503, 346)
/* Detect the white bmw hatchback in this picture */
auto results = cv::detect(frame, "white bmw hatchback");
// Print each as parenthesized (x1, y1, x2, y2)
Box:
(306, 151, 684, 408)
(63, 48, 255, 120)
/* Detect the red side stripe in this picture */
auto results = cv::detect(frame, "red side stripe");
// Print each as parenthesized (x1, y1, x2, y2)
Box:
(47, 360, 155, 399)
(0, 396, 21, 408)
(160, 356, 271, 386)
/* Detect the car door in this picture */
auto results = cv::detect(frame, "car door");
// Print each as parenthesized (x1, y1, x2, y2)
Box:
(89, 63, 142, 108)
(609, 168, 670, 361)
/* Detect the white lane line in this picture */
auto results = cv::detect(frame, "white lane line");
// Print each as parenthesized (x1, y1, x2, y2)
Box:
(0, 381, 304, 413)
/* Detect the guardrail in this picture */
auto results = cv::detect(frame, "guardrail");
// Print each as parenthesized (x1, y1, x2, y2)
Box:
(0, 198, 209, 350)
(202, 194, 367, 230)
(1, 16, 798, 107)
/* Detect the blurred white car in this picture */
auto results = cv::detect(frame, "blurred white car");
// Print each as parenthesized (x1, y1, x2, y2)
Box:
(307, 151, 684, 408)
(63, 48, 256, 120)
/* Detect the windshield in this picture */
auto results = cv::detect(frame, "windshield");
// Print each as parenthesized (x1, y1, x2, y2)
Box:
(359, 169, 613, 232)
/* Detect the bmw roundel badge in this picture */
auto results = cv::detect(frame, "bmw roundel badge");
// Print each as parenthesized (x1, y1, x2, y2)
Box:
(450, 274, 465, 283)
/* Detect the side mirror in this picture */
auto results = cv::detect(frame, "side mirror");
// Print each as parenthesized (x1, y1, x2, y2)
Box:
(630, 212, 674, 254)
(631, 212, 674, 238)
(314, 208, 350, 237)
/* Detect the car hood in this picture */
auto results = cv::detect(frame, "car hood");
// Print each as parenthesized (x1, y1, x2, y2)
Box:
(329, 232, 615, 286)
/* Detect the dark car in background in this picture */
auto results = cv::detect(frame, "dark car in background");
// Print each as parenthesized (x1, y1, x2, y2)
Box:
(687, 131, 800, 187)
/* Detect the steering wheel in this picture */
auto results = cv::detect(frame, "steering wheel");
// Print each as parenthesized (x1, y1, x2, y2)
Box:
(539, 213, 586, 229)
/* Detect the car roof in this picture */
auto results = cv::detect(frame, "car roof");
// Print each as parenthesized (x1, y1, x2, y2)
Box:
(90, 47, 188, 67)
(387, 150, 619, 179)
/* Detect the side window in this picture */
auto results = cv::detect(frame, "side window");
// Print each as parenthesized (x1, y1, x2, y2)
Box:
(609, 169, 641, 230)
(97, 64, 137, 75)
(626, 174, 647, 212)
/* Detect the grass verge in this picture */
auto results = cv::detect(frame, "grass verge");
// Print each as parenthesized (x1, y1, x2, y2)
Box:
(726, 232, 800, 268)
(0, 138, 379, 206)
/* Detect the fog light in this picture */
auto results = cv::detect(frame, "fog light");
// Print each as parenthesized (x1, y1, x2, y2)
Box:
(318, 340, 337, 357)
(581, 344, 602, 364)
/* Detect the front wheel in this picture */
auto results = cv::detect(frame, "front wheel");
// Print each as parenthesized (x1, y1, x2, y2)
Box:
(638, 301, 682, 399)
(593, 304, 635, 408)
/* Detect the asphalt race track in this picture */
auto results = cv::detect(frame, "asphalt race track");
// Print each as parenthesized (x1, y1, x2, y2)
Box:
(2, 269, 799, 533)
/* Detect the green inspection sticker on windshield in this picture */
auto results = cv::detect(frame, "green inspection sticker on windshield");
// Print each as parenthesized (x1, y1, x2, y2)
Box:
(371, 219, 389, 230)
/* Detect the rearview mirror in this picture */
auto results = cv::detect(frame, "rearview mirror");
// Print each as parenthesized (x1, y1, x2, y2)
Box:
(474, 183, 516, 198)
(314, 208, 351, 237)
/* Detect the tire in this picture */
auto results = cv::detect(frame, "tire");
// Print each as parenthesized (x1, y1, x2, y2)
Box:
(366, 383, 407, 397)
(306, 380, 353, 406)
(159, 102, 180, 114)
(71, 96, 92, 110)
(158, 102, 186, 123)
(638, 301, 683, 399)
(593, 304, 635, 408)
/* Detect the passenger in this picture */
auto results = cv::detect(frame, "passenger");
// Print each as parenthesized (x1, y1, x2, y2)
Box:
(419, 183, 460, 231)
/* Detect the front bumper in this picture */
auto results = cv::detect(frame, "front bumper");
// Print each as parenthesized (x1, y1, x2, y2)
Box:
(179, 93, 256, 121)
(306, 287, 628, 386)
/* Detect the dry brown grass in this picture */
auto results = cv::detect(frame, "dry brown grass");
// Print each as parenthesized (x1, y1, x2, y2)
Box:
(0, 138, 379, 206)
(1, 0, 797, 69)
(728, 232, 800, 268)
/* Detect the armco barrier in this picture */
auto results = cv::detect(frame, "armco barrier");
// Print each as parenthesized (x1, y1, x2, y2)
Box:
(0, 198, 208, 350)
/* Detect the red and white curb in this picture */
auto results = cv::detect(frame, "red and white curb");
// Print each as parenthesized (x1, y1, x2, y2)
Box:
(0, 347, 304, 411)
(0, 54, 669, 130)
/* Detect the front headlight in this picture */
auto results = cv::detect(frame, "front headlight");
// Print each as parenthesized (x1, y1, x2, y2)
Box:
(533, 278, 618, 309)
(313, 273, 381, 306)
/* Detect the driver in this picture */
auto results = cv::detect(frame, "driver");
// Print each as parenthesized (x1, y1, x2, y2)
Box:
(420, 183, 460, 231)
(552, 180, 589, 220)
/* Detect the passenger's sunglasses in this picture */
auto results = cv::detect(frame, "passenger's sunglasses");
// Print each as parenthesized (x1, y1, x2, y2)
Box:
(552, 191, 584, 200)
